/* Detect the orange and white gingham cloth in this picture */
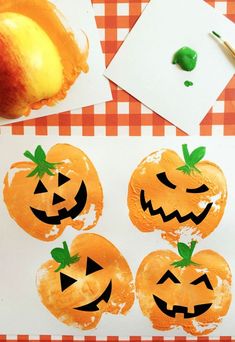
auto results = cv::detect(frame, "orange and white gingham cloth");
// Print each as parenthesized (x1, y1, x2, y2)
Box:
(0, 0, 234, 137)
(0, 334, 234, 341)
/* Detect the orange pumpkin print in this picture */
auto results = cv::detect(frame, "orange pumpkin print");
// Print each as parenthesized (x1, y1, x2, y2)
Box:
(0, 0, 89, 119)
(128, 144, 227, 245)
(4, 144, 103, 241)
(37, 234, 134, 330)
(136, 241, 232, 336)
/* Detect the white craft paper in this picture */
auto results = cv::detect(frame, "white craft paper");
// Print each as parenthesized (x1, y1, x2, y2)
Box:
(0, 136, 235, 337)
(104, 0, 235, 135)
(0, 0, 112, 126)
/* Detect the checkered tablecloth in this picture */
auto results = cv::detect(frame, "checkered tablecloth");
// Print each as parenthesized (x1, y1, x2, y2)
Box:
(0, 1, 235, 341)
(0, 336, 234, 341)
(0, 337, 234, 341)
(0, 0, 234, 137)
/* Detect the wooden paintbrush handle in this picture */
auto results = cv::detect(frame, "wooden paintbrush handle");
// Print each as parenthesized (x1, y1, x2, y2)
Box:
(224, 41, 235, 58)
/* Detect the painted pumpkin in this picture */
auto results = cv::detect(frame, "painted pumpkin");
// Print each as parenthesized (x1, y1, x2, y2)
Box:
(37, 234, 134, 330)
(4, 144, 103, 241)
(128, 144, 227, 245)
(0, 0, 89, 119)
(136, 241, 232, 336)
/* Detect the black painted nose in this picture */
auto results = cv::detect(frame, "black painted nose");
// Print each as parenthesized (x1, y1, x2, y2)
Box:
(53, 193, 65, 205)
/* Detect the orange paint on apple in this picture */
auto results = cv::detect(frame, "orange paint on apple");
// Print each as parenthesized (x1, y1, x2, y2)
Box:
(0, 0, 89, 119)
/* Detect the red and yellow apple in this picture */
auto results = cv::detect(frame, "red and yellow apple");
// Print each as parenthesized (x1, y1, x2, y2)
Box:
(0, 0, 89, 119)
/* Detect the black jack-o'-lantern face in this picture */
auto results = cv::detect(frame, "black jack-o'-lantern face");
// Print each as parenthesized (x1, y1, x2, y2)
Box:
(60, 257, 112, 312)
(4, 144, 104, 241)
(37, 234, 135, 330)
(128, 145, 227, 245)
(140, 171, 212, 225)
(31, 172, 87, 225)
(153, 270, 213, 318)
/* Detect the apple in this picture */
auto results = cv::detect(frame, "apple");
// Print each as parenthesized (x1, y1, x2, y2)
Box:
(0, 12, 63, 119)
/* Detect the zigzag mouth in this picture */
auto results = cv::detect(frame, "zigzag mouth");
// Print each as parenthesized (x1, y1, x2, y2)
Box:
(140, 190, 212, 225)
(153, 295, 212, 318)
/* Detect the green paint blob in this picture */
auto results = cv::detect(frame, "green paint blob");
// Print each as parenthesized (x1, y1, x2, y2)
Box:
(173, 47, 198, 72)
(184, 80, 193, 87)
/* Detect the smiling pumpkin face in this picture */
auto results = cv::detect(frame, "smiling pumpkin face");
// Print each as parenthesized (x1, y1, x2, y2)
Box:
(128, 145, 227, 245)
(136, 242, 232, 336)
(4, 144, 103, 241)
(37, 234, 135, 330)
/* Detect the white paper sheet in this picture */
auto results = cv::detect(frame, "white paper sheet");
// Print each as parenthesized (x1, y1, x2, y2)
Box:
(104, 0, 235, 135)
(0, 136, 235, 337)
(0, 0, 112, 126)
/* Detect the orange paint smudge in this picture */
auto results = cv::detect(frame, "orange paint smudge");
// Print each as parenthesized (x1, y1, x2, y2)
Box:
(4, 144, 103, 241)
(37, 234, 134, 330)
(136, 249, 232, 336)
(128, 148, 227, 246)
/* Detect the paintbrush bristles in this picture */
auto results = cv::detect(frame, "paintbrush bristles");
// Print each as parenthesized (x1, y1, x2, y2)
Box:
(212, 31, 221, 39)
(212, 31, 235, 59)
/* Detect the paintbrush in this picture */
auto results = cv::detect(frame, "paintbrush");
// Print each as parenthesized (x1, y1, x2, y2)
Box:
(212, 31, 235, 58)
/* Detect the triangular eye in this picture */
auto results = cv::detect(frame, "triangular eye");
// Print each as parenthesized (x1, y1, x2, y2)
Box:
(34, 180, 48, 194)
(58, 172, 70, 187)
(157, 270, 180, 284)
(86, 257, 103, 275)
(191, 274, 213, 290)
(60, 272, 77, 292)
